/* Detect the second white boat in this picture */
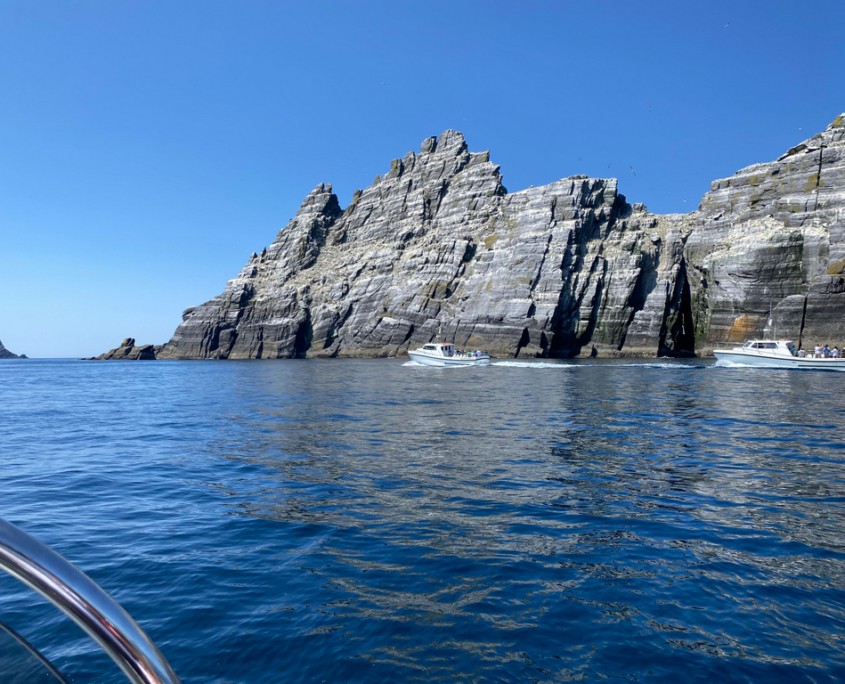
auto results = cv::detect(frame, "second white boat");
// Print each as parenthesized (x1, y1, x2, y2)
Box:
(713, 339, 845, 370)
(408, 343, 490, 367)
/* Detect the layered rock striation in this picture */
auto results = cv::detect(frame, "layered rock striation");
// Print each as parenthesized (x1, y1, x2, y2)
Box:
(685, 114, 845, 351)
(154, 115, 845, 359)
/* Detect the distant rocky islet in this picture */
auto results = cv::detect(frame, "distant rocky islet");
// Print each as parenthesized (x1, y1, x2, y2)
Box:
(97, 115, 845, 360)
(90, 338, 157, 360)
(0, 339, 25, 359)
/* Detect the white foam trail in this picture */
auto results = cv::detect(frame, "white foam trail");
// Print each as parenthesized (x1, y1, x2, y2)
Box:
(402, 360, 477, 369)
(403, 359, 701, 370)
(492, 361, 574, 369)
(493, 360, 699, 370)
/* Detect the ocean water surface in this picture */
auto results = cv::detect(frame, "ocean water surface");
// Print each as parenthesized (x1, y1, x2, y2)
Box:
(0, 358, 843, 682)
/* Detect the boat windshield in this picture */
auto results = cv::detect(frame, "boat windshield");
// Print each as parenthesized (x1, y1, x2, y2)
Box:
(744, 341, 779, 350)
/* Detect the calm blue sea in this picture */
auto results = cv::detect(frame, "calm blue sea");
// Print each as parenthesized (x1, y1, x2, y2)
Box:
(1, 358, 844, 683)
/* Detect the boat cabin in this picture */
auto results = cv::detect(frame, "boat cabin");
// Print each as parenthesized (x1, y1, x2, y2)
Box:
(740, 340, 797, 357)
(420, 343, 455, 357)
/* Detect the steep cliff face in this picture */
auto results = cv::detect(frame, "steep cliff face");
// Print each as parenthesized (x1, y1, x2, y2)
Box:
(686, 114, 845, 350)
(157, 115, 845, 359)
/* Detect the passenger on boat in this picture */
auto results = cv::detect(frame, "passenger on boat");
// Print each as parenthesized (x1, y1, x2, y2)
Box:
(833, 346, 841, 358)
(823, 344, 831, 358)
(814, 344, 823, 358)
(797, 349, 806, 358)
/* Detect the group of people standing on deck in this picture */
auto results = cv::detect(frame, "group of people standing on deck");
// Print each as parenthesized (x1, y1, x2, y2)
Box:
(807, 344, 841, 358)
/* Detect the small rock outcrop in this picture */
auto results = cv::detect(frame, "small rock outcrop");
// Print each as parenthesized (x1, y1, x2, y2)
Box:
(92, 338, 157, 360)
(0, 339, 25, 359)
(143, 115, 845, 359)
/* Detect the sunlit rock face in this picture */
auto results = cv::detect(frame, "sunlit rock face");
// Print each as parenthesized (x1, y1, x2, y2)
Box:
(685, 114, 845, 351)
(158, 115, 845, 359)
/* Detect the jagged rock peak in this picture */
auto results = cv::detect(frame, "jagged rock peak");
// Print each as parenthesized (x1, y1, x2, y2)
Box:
(145, 115, 845, 360)
(778, 112, 845, 161)
(308, 182, 332, 196)
(297, 182, 338, 211)
(420, 129, 467, 156)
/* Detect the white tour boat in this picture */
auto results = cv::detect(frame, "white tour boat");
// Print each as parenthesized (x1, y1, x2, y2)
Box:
(408, 342, 491, 367)
(713, 339, 845, 370)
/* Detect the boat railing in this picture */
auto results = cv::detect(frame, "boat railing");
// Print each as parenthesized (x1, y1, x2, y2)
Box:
(0, 518, 179, 684)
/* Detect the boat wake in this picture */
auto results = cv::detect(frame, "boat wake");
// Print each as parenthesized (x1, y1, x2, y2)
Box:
(402, 360, 477, 369)
(493, 360, 701, 370)
(712, 360, 761, 368)
(404, 359, 702, 370)
(492, 361, 575, 369)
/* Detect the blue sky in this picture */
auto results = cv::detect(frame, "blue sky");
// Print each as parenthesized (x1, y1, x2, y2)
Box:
(1, 1, 843, 358)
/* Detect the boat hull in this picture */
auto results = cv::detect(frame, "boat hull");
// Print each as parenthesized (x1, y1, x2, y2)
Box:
(714, 350, 845, 370)
(407, 351, 491, 367)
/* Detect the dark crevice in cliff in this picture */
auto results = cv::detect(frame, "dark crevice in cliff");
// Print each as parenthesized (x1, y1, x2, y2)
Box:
(658, 260, 695, 357)
(199, 326, 214, 357)
(515, 327, 531, 358)
(813, 144, 825, 211)
(546, 261, 607, 358)
(546, 230, 582, 357)
(798, 295, 808, 348)
(540, 331, 549, 354)
(422, 181, 450, 222)
(461, 240, 477, 263)
(399, 179, 414, 217)
(237, 285, 255, 308)
(531, 198, 558, 295)
(211, 325, 236, 359)
(293, 310, 313, 358)
(619, 250, 660, 349)
(323, 321, 337, 350)
(402, 324, 415, 345)
(254, 327, 264, 359)
(530, 233, 553, 293)
(581, 268, 607, 347)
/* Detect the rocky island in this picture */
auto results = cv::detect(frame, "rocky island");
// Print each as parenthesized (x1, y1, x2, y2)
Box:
(90, 338, 158, 360)
(107, 115, 845, 360)
(0, 339, 26, 359)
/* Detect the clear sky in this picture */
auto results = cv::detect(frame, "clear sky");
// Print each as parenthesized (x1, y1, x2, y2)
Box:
(1, 1, 843, 358)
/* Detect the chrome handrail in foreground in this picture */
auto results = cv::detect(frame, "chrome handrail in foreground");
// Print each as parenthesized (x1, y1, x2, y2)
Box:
(0, 519, 179, 684)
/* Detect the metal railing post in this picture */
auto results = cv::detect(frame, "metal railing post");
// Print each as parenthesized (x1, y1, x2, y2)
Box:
(0, 519, 179, 684)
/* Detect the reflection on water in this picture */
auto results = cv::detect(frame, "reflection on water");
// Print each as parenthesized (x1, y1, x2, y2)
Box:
(208, 361, 845, 682)
(1, 359, 844, 682)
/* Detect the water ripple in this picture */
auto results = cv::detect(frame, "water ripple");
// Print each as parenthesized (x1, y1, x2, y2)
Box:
(1, 359, 844, 682)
